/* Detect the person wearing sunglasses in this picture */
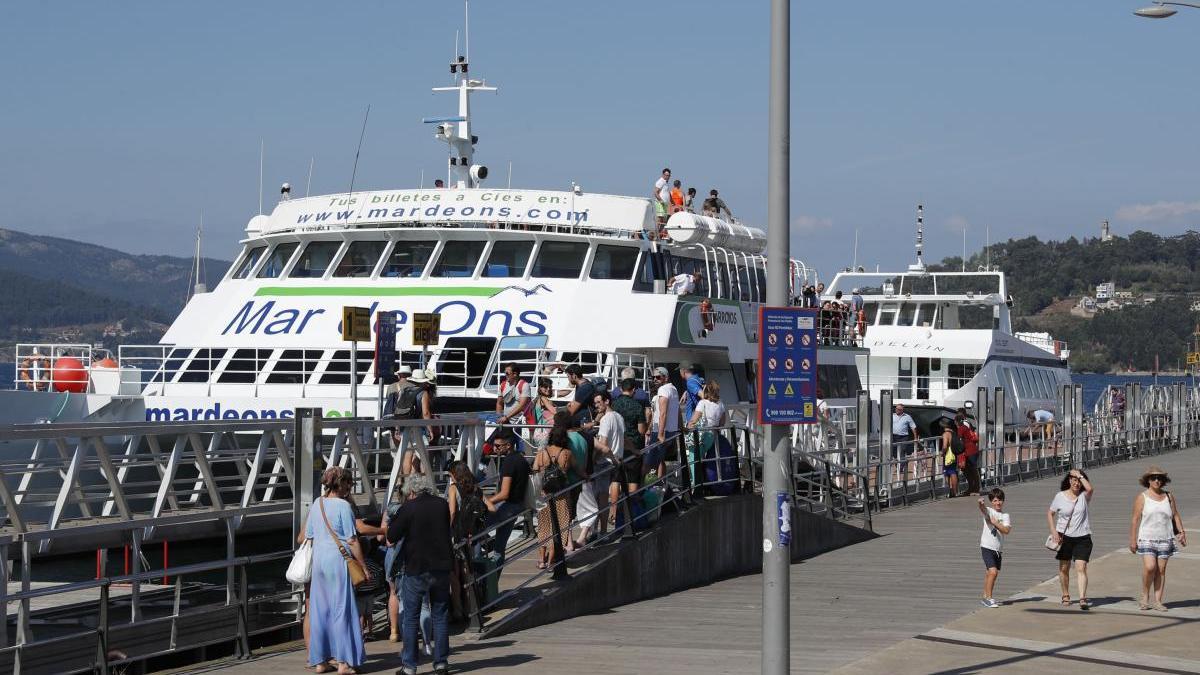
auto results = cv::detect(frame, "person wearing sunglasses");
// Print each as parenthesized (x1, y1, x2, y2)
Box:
(1129, 466, 1187, 611)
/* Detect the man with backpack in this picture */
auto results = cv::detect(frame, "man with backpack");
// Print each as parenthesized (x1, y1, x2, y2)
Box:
(495, 362, 533, 427)
(957, 408, 981, 496)
(564, 364, 595, 426)
(940, 418, 965, 497)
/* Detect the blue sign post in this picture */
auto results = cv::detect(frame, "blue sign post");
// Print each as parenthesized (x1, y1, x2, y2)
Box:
(373, 311, 398, 380)
(758, 306, 818, 425)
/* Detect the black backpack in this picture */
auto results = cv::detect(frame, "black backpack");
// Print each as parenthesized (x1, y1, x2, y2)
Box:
(541, 448, 568, 495)
(393, 382, 422, 419)
(454, 492, 488, 543)
(949, 425, 966, 455)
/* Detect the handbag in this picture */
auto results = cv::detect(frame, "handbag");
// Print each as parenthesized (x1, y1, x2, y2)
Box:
(318, 497, 368, 588)
(285, 539, 313, 584)
(1044, 494, 1079, 552)
(1168, 492, 1187, 548)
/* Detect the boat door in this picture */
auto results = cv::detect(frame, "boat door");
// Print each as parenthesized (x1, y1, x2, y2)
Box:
(916, 357, 931, 400)
(897, 357, 913, 398)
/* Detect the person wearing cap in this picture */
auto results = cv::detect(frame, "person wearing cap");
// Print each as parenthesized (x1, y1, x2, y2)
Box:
(646, 366, 680, 478)
(1129, 466, 1187, 611)
(385, 365, 414, 417)
(850, 288, 864, 313)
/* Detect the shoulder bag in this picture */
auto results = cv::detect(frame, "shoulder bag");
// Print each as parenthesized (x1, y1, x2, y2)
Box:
(318, 497, 367, 587)
(1044, 495, 1078, 552)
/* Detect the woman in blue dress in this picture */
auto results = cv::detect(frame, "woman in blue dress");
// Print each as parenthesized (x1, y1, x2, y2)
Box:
(306, 467, 369, 673)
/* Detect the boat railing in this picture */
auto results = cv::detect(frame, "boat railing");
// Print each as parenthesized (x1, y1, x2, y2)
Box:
(487, 349, 651, 396)
(11, 343, 97, 393)
(1015, 332, 1069, 357)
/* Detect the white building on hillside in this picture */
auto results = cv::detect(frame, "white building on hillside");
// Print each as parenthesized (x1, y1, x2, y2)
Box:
(1096, 282, 1114, 300)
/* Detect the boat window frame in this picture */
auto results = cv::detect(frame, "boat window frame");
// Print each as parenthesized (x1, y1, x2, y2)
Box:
(288, 240, 345, 280)
(230, 244, 268, 280)
(588, 243, 640, 281)
(379, 237, 442, 280)
(529, 238, 590, 280)
(331, 239, 389, 279)
(256, 242, 300, 279)
(429, 238, 489, 278)
(481, 237, 536, 279)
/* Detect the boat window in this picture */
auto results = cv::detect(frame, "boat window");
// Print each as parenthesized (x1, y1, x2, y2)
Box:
(381, 240, 437, 278)
(289, 241, 342, 279)
(754, 265, 766, 302)
(1017, 369, 1032, 398)
(334, 241, 387, 278)
(817, 364, 861, 399)
(318, 349, 374, 385)
(878, 304, 899, 325)
(266, 349, 324, 384)
(947, 363, 980, 390)
(1039, 370, 1053, 398)
(632, 251, 656, 293)
(217, 349, 273, 384)
(439, 337, 497, 389)
(915, 303, 935, 327)
(482, 240, 534, 278)
(531, 241, 588, 278)
(897, 303, 917, 326)
(178, 348, 227, 383)
(905, 275, 935, 296)
(232, 246, 266, 279)
(737, 264, 752, 302)
(863, 303, 879, 325)
(589, 245, 639, 280)
(935, 274, 1002, 296)
(257, 243, 298, 279)
(718, 262, 732, 300)
(431, 240, 486, 277)
(155, 348, 191, 384)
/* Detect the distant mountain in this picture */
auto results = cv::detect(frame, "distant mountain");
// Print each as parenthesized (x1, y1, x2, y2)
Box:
(0, 228, 230, 313)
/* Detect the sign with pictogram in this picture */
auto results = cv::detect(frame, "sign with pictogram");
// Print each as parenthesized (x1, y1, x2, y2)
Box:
(758, 306, 818, 425)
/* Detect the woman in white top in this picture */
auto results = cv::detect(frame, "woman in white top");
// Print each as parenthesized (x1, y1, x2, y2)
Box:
(1046, 468, 1095, 609)
(686, 381, 728, 429)
(1128, 466, 1187, 611)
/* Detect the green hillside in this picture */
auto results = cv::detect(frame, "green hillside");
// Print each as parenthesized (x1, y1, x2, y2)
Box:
(933, 230, 1200, 372)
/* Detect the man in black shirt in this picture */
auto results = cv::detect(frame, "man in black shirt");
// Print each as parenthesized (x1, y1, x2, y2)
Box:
(484, 428, 528, 566)
(564, 364, 595, 425)
(387, 473, 452, 675)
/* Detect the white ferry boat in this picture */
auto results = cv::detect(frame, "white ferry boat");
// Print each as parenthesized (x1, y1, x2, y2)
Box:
(823, 212, 1071, 431)
(4, 46, 865, 425)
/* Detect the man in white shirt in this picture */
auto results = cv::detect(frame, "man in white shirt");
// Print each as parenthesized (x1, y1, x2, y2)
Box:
(647, 366, 680, 479)
(653, 168, 672, 229)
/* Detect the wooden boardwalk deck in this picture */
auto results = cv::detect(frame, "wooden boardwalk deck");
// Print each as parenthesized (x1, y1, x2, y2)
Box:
(193, 445, 1200, 674)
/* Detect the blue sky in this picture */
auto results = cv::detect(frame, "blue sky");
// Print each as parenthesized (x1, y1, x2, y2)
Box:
(2, 1, 1198, 276)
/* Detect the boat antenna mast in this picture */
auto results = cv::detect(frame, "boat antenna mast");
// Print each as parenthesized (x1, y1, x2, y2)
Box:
(908, 203, 927, 273)
(425, 0, 497, 189)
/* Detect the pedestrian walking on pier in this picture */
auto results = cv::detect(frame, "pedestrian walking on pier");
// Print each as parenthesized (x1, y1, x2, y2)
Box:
(978, 489, 1011, 608)
(1129, 466, 1187, 611)
(306, 467, 368, 674)
(387, 472, 453, 675)
(1047, 469, 1095, 609)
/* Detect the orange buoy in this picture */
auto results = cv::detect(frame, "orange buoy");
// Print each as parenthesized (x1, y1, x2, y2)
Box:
(94, 357, 118, 369)
(52, 357, 88, 393)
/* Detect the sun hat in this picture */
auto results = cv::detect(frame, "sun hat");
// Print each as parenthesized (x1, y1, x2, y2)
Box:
(1140, 465, 1170, 486)
(409, 368, 435, 384)
(395, 365, 413, 376)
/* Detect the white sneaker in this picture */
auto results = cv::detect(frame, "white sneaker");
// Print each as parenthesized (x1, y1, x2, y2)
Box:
(980, 598, 1000, 608)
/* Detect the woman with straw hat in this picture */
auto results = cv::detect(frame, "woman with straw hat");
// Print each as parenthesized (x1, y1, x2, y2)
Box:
(1129, 466, 1187, 611)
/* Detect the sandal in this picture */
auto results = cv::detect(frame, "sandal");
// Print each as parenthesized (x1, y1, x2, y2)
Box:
(1061, 595, 1071, 606)
(1079, 598, 1091, 610)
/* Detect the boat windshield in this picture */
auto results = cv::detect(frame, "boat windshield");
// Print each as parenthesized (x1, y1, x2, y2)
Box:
(827, 272, 1002, 298)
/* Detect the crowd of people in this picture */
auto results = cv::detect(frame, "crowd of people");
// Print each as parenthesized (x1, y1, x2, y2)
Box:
(795, 284, 866, 346)
(293, 359, 733, 673)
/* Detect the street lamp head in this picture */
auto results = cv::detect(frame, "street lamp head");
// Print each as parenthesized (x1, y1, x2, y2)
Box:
(1135, 5, 1178, 17)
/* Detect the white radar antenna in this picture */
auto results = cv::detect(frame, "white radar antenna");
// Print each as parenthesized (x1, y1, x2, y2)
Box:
(908, 203, 927, 273)
(424, 1, 497, 189)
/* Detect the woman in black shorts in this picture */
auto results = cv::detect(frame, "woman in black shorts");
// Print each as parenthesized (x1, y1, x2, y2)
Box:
(1046, 469, 1095, 609)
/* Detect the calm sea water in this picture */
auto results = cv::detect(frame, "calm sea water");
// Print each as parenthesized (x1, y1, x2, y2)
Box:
(1, 363, 1191, 417)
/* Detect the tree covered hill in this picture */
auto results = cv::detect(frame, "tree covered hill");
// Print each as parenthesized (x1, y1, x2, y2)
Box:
(0, 228, 230, 314)
(933, 229, 1200, 372)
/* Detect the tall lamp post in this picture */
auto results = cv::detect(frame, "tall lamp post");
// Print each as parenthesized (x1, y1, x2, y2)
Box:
(1134, 1, 1200, 17)
(763, 0, 791, 673)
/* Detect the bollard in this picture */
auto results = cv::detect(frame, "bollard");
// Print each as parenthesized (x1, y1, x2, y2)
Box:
(855, 390, 870, 506)
(1073, 384, 1083, 466)
(293, 408, 322, 550)
(879, 390, 893, 506)
(993, 387, 1006, 485)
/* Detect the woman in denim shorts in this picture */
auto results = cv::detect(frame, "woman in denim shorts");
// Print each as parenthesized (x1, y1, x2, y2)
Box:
(1129, 466, 1187, 611)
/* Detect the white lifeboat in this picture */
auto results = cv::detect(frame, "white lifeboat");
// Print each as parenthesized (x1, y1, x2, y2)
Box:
(664, 212, 766, 255)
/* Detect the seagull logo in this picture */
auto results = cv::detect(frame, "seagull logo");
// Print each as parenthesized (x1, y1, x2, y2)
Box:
(490, 284, 552, 298)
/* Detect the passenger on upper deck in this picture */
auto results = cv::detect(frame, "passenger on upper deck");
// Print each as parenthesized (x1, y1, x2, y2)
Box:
(702, 189, 733, 220)
(434, 179, 445, 188)
(653, 168, 672, 228)
(669, 271, 701, 296)
(685, 187, 697, 212)
(670, 180, 685, 214)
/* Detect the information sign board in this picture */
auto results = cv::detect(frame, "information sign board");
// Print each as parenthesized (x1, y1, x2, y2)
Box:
(412, 312, 442, 346)
(758, 307, 818, 424)
(374, 311, 398, 375)
(341, 306, 371, 342)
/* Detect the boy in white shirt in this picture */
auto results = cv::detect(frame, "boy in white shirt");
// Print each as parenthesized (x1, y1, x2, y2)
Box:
(978, 488, 1012, 608)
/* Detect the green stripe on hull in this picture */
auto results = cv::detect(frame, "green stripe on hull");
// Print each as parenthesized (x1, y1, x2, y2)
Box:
(254, 286, 503, 297)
